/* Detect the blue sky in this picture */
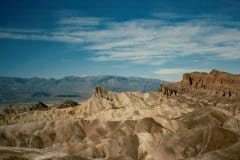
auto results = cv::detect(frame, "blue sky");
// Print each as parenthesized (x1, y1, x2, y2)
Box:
(0, 0, 239, 81)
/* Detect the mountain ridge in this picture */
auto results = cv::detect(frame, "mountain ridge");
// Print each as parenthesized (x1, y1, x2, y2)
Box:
(0, 75, 166, 105)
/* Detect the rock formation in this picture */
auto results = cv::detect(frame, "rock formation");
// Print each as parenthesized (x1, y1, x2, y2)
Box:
(160, 69, 240, 98)
(0, 70, 240, 160)
(52, 100, 79, 109)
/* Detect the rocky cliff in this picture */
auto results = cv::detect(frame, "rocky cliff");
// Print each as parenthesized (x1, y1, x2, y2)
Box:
(160, 69, 240, 98)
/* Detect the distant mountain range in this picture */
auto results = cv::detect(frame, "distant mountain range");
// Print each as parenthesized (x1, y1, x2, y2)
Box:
(0, 75, 166, 104)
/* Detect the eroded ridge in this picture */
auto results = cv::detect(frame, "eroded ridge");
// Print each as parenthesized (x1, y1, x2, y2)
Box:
(0, 70, 240, 160)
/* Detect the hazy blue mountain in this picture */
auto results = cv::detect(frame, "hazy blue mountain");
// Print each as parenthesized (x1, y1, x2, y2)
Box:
(0, 75, 166, 104)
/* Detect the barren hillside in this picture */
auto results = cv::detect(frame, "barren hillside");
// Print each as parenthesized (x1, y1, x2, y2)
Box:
(0, 70, 240, 160)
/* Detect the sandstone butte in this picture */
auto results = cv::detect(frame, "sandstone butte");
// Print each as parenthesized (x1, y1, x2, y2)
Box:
(0, 69, 240, 160)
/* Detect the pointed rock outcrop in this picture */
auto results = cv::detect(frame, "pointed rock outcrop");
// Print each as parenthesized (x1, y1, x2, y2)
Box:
(94, 86, 108, 98)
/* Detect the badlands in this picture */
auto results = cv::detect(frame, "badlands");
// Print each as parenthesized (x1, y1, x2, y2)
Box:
(0, 69, 240, 160)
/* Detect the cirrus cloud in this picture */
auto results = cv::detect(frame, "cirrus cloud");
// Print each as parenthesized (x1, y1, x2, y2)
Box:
(0, 14, 240, 65)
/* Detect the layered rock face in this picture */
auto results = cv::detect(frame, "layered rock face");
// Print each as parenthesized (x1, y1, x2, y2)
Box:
(160, 69, 240, 98)
(0, 70, 240, 160)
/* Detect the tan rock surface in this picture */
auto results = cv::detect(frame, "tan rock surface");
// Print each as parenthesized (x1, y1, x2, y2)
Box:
(0, 70, 240, 160)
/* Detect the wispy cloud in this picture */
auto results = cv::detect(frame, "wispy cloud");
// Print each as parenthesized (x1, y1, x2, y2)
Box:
(59, 17, 102, 26)
(152, 12, 189, 19)
(0, 14, 240, 64)
(0, 28, 43, 33)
